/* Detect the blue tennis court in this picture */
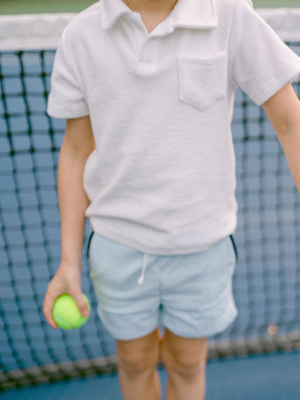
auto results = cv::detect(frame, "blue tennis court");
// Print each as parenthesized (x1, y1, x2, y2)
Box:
(2, 352, 300, 399)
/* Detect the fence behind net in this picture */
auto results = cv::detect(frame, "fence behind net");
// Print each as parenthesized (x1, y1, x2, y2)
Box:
(0, 8, 300, 392)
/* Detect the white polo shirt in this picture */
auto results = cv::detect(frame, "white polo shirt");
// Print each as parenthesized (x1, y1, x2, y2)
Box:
(47, 0, 300, 255)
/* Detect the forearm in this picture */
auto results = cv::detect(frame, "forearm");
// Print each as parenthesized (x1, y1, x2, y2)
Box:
(276, 123, 300, 196)
(57, 142, 90, 269)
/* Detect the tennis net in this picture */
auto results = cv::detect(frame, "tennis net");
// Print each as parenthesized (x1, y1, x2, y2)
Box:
(1, 8, 300, 392)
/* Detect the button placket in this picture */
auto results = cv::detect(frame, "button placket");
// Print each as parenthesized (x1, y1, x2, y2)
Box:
(138, 37, 156, 64)
(134, 33, 158, 76)
(129, 13, 174, 67)
(128, 13, 148, 60)
(133, 17, 156, 65)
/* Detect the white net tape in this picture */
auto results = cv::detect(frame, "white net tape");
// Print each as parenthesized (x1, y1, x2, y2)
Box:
(0, 8, 300, 51)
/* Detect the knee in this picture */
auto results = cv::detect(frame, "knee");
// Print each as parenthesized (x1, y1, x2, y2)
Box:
(161, 339, 207, 380)
(164, 353, 206, 380)
(117, 346, 159, 376)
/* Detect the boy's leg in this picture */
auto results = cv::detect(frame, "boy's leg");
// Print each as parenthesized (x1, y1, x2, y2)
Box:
(116, 327, 163, 400)
(160, 327, 208, 400)
(157, 235, 238, 399)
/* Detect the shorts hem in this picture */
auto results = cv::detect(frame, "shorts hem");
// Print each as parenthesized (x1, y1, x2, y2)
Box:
(109, 324, 159, 341)
(162, 307, 238, 339)
(97, 307, 159, 341)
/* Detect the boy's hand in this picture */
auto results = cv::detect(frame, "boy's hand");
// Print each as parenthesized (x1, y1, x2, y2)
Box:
(42, 262, 90, 329)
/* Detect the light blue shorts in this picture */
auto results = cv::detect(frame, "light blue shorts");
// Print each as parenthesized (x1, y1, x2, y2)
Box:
(87, 231, 238, 341)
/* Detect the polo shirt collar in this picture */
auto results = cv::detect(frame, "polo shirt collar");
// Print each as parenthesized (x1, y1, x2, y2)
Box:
(100, 0, 218, 31)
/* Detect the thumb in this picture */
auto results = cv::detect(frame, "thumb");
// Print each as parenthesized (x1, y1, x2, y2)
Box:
(69, 289, 90, 317)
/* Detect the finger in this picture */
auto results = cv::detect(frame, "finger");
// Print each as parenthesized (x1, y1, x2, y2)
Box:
(68, 289, 90, 317)
(43, 292, 58, 329)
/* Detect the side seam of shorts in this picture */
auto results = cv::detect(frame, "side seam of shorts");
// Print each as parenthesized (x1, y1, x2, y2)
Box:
(229, 234, 238, 263)
(86, 230, 95, 260)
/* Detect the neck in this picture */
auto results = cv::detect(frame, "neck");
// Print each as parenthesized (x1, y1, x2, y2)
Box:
(121, 0, 179, 14)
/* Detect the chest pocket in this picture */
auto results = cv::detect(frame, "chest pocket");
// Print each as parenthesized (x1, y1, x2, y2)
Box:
(178, 51, 228, 111)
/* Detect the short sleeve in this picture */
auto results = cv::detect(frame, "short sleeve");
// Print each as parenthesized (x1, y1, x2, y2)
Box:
(229, 0, 300, 106)
(47, 28, 89, 119)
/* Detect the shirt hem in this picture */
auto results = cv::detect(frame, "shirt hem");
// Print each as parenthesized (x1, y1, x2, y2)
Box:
(88, 218, 235, 256)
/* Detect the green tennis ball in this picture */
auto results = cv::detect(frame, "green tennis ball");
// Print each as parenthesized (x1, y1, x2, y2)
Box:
(52, 293, 91, 330)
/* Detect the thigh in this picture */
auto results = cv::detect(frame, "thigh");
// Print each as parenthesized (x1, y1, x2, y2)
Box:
(160, 235, 238, 338)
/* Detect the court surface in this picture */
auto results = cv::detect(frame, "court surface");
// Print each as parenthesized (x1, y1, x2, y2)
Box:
(1, 351, 300, 400)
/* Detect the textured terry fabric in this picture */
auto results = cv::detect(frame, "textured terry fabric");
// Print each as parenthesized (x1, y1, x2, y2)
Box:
(47, 0, 300, 255)
(88, 231, 239, 340)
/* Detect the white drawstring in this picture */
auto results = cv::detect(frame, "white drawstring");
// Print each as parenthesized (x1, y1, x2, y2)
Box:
(137, 253, 149, 284)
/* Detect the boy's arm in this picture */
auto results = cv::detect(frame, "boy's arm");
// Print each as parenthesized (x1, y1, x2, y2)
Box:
(43, 115, 95, 329)
(58, 115, 95, 269)
(262, 82, 300, 196)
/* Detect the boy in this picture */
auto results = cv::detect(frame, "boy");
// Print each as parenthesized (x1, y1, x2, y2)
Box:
(43, 0, 300, 399)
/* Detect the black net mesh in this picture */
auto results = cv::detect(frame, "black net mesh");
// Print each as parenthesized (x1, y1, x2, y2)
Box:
(0, 43, 300, 391)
